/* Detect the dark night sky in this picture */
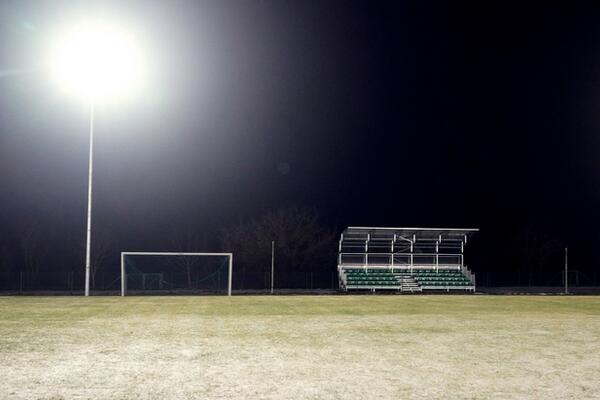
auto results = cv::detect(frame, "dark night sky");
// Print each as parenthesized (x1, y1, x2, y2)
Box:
(1, 1, 600, 276)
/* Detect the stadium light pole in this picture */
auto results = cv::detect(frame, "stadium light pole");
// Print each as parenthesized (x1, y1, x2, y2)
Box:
(84, 102, 94, 296)
(46, 19, 147, 296)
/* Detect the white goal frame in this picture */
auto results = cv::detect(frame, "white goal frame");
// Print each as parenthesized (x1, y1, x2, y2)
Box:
(121, 252, 233, 296)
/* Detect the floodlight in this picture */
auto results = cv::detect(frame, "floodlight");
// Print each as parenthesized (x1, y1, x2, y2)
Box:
(46, 19, 146, 101)
(44, 17, 149, 296)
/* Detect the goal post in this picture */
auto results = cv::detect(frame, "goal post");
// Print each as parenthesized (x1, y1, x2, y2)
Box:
(120, 252, 233, 296)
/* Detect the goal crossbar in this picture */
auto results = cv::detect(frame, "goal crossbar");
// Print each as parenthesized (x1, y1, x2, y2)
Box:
(120, 252, 233, 296)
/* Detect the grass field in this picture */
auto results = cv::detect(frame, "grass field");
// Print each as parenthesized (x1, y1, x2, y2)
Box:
(1, 296, 599, 399)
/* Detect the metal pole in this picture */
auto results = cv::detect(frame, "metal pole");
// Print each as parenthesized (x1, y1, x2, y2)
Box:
(121, 253, 125, 296)
(227, 254, 233, 296)
(565, 247, 568, 295)
(271, 241, 275, 294)
(84, 102, 94, 297)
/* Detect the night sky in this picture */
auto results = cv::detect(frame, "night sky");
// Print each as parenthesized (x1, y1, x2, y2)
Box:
(1, 1, 600, 279)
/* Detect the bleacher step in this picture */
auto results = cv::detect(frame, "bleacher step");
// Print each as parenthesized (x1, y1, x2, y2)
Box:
(392, 273, 423, 292)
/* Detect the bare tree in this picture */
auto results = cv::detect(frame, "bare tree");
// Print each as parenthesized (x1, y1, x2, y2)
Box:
(514, 225, 562, 285)
(72, 230, 113, 290)
(0, 243, 15, 274)
(18, 222, 46, 284)
(220, 206, 336, 288)
(169, 228, 207, 289)
(91, 234, 113, 289)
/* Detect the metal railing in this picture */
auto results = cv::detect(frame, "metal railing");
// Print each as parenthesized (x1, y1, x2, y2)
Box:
(338, 252, 463, 268)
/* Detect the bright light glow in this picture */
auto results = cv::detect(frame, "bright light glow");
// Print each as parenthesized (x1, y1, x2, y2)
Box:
(46, 19, 146, 102)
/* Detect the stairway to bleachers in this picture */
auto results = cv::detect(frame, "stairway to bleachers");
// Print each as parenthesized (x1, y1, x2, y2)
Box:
(393, 272, 422, 292)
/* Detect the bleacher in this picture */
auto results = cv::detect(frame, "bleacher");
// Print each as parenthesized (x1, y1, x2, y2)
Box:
(337, 227, 478, 293)
(412, 269, 472, 289)
(344, 269, 400, 288)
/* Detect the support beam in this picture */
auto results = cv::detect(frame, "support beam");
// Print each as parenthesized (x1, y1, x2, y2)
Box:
(228, 254, 233, 296)
(564, 247, 568, 295)
(120, 252, 125, 296)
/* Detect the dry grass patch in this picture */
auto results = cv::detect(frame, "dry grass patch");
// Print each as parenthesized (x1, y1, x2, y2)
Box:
(1, 295, 599, 399)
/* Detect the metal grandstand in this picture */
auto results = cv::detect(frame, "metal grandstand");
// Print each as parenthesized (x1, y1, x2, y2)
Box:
(338, 227, 479, 292)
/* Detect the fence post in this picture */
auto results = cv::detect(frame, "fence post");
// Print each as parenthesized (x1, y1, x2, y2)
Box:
(271, 241, 275, 295)
(564, 247, 568, 295)
(19, 271, 23, 294)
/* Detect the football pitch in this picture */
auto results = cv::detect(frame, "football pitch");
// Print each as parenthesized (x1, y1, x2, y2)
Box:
(1, 296, 599, 399)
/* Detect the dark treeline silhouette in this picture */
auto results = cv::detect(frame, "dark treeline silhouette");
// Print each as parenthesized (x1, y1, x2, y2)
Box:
(0, 206, 339, 291)
(220, 206, 337, 289)
(0, 205, 599, 291)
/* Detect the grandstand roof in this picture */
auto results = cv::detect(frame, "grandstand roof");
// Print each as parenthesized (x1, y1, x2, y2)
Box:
(344, 227, 479, 240)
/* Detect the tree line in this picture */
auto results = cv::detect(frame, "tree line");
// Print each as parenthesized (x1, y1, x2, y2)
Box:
(0, 206, 338, 290)
(0, 206, 585, 290)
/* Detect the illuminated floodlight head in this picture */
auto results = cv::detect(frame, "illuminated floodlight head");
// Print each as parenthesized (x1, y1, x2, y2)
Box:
(46, 19, 146, 102)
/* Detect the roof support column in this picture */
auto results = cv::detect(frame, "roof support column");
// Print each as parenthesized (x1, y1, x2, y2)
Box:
(391, 234, 395, 270)
(364, 234, 369, 270)
(411, 234, 415, 270)
(435, 235, 440, 271)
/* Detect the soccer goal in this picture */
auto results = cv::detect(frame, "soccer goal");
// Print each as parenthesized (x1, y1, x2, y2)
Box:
(120, 252, 233, 296)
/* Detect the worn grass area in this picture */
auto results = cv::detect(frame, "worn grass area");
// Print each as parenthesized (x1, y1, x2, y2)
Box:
(1, 295, 599, 399)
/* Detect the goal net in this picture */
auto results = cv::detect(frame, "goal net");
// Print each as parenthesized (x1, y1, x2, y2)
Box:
(121, 252, 232, 296)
